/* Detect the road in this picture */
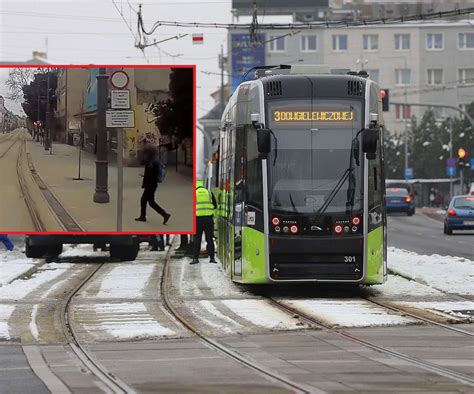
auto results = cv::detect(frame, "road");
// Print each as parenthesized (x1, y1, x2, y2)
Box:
(388, 212, 474, 259)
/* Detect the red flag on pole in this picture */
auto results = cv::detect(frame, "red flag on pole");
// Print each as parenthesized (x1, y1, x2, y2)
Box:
(192, 33, 204, 44)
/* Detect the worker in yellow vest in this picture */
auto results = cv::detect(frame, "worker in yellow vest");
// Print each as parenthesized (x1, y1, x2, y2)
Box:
(191, 180, 217, 265)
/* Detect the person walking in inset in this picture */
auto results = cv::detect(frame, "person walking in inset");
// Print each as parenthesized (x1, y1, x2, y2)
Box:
(135, 145, 171, 224)
(191, 180, 217, 265)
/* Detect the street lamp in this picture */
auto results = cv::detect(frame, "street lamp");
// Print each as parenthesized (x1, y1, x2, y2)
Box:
(93, 67, 110, 203)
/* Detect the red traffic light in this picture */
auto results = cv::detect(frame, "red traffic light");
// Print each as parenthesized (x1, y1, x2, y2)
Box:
(380, 90, 386, 99)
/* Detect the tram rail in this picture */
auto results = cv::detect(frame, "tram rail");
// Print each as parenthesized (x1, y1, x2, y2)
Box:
(61, 263, 137, 394)
(161, 238, 317, 394)
(267, 297, 474, 387)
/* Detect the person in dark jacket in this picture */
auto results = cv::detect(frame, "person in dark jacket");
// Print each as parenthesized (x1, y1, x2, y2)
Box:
(135, 145, 171, 224)
(0, 234, 14, 251)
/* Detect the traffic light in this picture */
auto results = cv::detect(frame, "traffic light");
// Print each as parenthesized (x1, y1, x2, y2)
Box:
(457, 148, 468, 168)
(380, 89, 389, 112)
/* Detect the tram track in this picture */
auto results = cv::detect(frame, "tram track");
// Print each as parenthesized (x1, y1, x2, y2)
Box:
(161, 237, 316, 394)
(16, 138, 46, 231)
(362, 295, 474, 336)
(0, 130, 20, 159)
(266, 297, 474, 387)
(60, 262, 137, 394)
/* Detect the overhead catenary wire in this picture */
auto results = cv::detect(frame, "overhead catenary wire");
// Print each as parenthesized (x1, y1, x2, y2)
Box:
(136, 7, 474, 31)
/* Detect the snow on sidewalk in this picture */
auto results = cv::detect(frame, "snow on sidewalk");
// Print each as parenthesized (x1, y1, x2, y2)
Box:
(387, 247, 474, 296)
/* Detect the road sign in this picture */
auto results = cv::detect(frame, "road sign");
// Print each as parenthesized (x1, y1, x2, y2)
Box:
(447, 157, 456, 167)
(404, 167, 413, 180)
(111, 90, 130, 109)
(446, 166, 457, 177)
(110, 70, 129, 89)
(106, 110, 134, 128)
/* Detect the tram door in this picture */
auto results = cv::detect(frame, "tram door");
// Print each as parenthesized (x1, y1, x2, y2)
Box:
(233, 126, 245, 279)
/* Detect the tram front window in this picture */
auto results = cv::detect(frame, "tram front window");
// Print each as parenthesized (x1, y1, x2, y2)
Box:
(267, 99, 363, 215)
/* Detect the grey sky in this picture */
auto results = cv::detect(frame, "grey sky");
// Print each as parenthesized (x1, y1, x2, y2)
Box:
(0, 0, 234, 118)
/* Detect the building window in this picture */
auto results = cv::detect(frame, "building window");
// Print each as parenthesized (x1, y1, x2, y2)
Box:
(427, 69, 443, 85)
(395, 68, 411, 85)
(395, 34, 410, 50)
(363, 34, 378, 51)
(332, 34, 348, 51)
(458, 68, 474, 83)
(458, 32, 474, 49)
(268, 35, 286, 52)
(367, 69, 379, 82)
(300, 35, 317, 52)
(426, 33, 443, 50)
(395, 104, 411, 120)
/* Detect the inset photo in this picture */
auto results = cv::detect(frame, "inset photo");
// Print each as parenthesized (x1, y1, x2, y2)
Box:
(0, 65, 195, 233)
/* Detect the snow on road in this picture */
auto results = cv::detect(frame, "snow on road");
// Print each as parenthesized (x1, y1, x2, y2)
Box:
(0, 250, 38, 286)
(0, 262, 74, 300)
(387, 247, 474, 295)
(278, 299, 415, 327)
(370, 274, 444, 298)
(398, 301, 474, 320)
(221, 299, 306, 330)
(81, 263, 156, 299)
(77, 303, 175, 340)
(0, 305, 14, 339)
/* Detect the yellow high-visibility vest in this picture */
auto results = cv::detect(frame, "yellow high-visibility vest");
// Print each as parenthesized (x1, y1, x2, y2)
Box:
(196, 186, 214, 217)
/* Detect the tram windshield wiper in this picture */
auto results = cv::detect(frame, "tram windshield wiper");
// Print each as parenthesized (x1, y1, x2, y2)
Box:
(314, 128, 363, 218)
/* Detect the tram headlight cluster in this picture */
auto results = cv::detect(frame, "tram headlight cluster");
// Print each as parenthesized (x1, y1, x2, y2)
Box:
(334, 216, 361, 235)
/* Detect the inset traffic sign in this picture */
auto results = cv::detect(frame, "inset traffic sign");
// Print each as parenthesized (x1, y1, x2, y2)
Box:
(404, 167, 413, 180)
(110, 70, 129, 89)
(446, 166, 456, 177)
(106, 110, 134, 128)
(111, 90, 130, 109)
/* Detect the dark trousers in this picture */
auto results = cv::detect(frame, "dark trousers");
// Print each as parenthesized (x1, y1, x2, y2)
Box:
(140, 187, 167, 218)
(193, 216, 215, 260)
(149, 235, 164, 250)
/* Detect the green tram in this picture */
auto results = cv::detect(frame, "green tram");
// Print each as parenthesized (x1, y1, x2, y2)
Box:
(213, 65, 387, 284)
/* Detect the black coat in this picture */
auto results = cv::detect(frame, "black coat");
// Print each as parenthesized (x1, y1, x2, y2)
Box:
(142, 158, 160, 189)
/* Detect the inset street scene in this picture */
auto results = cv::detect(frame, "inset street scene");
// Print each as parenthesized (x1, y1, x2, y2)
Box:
(0, 67, 194, 232)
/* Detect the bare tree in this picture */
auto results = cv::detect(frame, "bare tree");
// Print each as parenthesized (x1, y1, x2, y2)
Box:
(5, 67, 52, 102)
(5, 68, 35, 102)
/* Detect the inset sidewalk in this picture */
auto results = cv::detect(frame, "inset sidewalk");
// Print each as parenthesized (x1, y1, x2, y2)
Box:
(27, 138, 193, 232)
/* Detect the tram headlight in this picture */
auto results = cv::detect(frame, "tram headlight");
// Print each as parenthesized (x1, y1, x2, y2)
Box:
(334, 225, 343, 234)
(352, 216, 360, 226)
(290, 225, 298, 234)
(272, 217, 280, 226)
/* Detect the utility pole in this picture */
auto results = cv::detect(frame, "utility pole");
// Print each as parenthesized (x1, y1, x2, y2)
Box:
(220, 44, 225, 116)
(117, 128, 124, 231)
(45, 71, 51, 151)
(449, 125, 453, 200)
(403, 57, 409, 179)
(93, 68, 110, 203)
(36, 80, 40, 142)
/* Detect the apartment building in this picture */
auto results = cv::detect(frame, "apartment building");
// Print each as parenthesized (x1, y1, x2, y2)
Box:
(228, 20, 474, 134)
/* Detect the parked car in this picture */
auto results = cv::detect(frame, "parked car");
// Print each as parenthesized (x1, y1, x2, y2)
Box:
(386, 181, 416, 200)
(386, 187, 415, 216)
(443, 195, 474, 235)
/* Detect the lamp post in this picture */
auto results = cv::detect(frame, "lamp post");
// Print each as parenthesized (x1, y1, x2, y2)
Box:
(44, 72, 51, 151)
(93, 68, 110, 203)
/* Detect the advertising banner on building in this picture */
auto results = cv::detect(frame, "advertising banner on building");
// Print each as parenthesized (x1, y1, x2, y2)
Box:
(231, 33, 265, 92)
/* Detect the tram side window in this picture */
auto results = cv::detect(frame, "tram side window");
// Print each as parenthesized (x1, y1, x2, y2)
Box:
(246, 128, 263, 208)
(368, 138, 383, 210)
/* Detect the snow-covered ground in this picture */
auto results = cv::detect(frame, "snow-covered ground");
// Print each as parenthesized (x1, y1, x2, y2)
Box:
(0, 249, 39, 286)
(277, 299, 415, 328)
(387, 247, 473, 296)
(76, 303, 176, 340)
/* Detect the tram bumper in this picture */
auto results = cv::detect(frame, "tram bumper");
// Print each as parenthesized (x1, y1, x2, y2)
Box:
(268, 235, 364, 282)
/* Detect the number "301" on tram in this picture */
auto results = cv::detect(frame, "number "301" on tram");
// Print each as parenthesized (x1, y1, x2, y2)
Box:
(213, 65, 387, 285)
